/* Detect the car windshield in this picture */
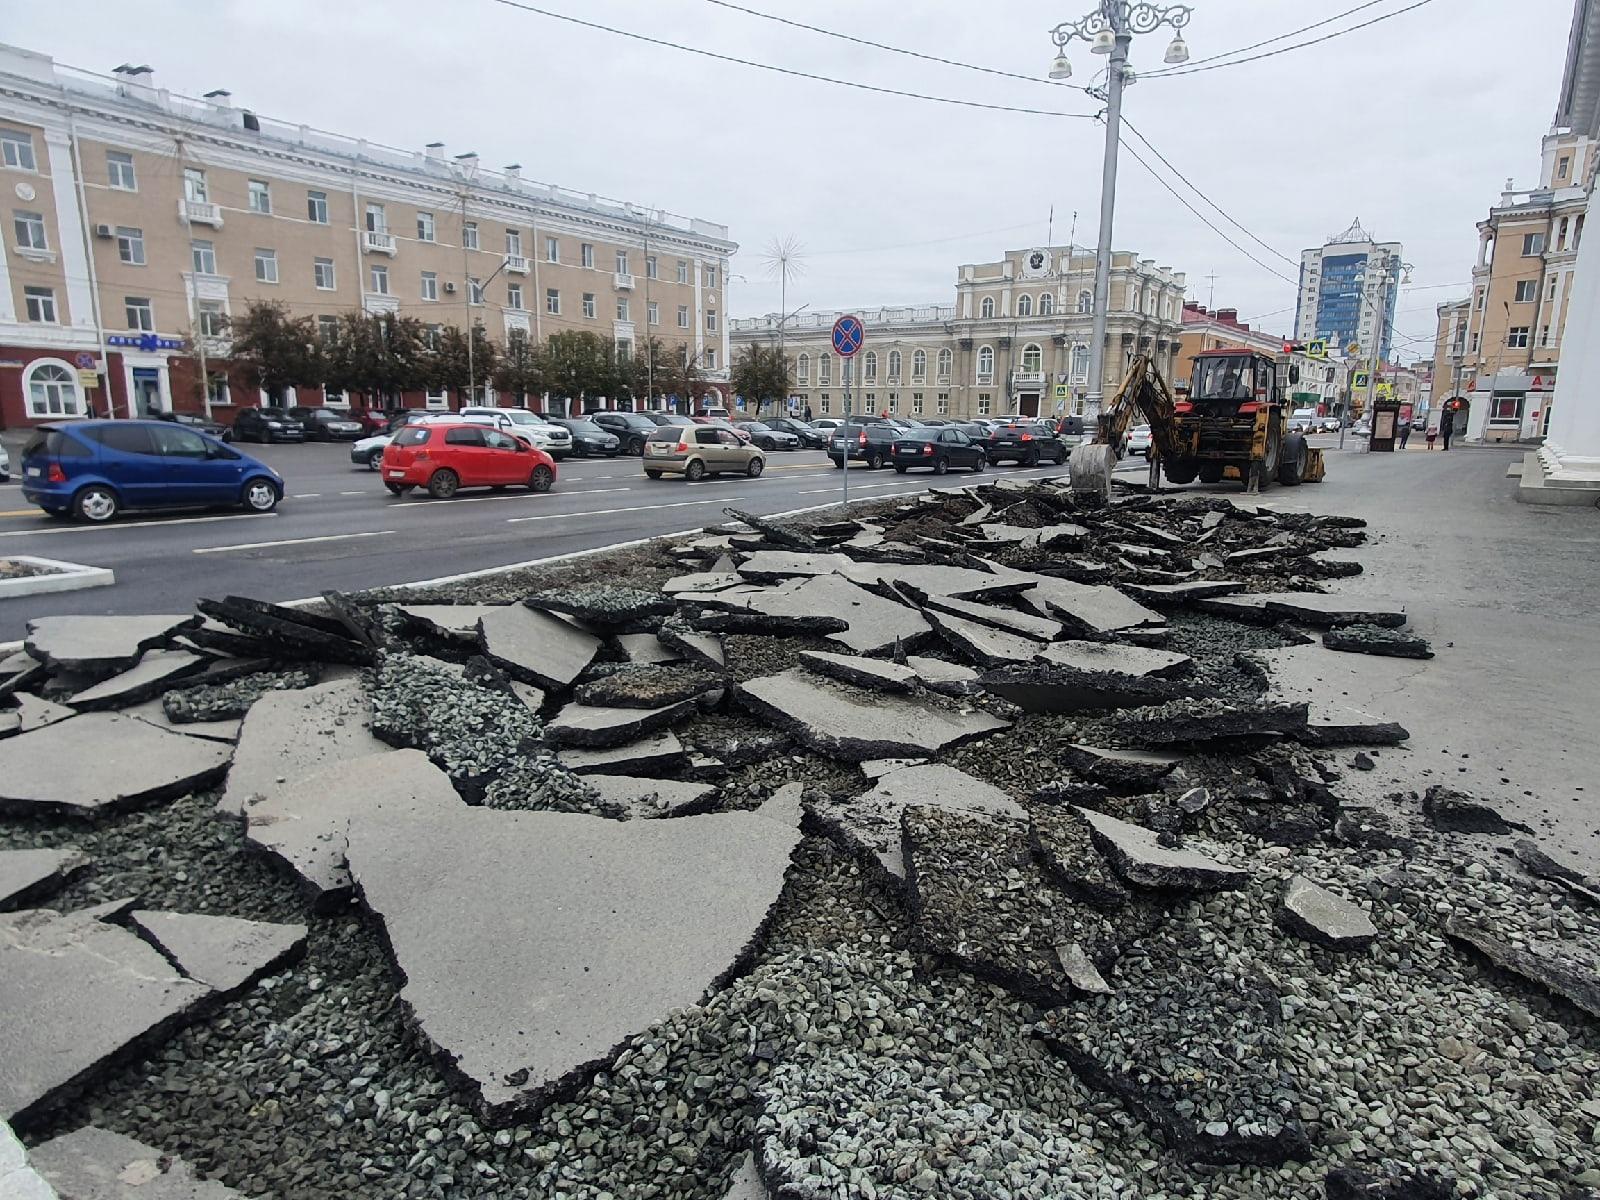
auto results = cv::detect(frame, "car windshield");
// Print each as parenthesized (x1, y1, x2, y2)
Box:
(646, 427, 685, 443)
(741, 422, 770, 432)
(393, 427, 431, 446)
(564, 421, 604, 435)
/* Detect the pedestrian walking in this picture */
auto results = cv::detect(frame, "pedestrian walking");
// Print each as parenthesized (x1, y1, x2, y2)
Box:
(1426, 425, 1438, 450)
(1399, 422, 1412, 450)
(803, 404, 812, 422)
(1441, 417, 1455, 451)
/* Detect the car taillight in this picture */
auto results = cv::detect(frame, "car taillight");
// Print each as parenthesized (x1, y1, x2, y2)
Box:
(1021, 433, 1033, 441)
(416, 450, 431, 460)
(1174, 401, 1194, 414)
(858, 432, 867, 445)
(924, 445, 934, 455)
(47, 464, 66, 483)
(676, 441, 689, 452)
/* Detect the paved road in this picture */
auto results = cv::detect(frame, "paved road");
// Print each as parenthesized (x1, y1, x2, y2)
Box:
(0, 442, 1093, 640)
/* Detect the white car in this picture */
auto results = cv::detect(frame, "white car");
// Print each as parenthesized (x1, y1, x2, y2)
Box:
(1125, 425, 1153, 457)
(351, 431, 394, 470)
(0, 442, 10, 482)
(459, 407, 572, 459)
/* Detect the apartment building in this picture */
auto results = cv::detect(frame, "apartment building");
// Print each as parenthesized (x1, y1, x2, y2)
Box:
(1175, 303, 1348, 414)
(0, 43, 736, 428)
(730, 246, 1186, 420)
(1294, 220, 1404, 362)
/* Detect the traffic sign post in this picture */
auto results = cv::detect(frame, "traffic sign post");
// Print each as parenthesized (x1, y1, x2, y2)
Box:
(832, 316, 864, 510)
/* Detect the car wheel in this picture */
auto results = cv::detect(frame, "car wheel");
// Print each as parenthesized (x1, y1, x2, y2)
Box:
(1055, 448, 1068, 465)
(685, 459, 706, 482)
(367, 448, 386, 470)
(1022, 447, 1040, 467)
(72, 484, 119, 523)
(894, 465, 908, 475)
(832, 458, 844, 469)
(1278, 433, 1308, 487)
(865, 452, 882, 470)
(970, 455, 985, 473)
(1164, 460, 1199, 485)
(630, 437, 646, 456)
(746, 457, 765, 478)
(527, 465, 554, 492)
(385, 483, 413, 496)
(645, 469, 664, 480)
(427, 469, 460, 499)
(241, 478, 279, 513)
(933, 456, 949, 476)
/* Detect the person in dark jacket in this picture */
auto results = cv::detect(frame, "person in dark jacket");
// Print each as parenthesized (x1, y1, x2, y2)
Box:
(803, 404, 812, 422)
(1441, 414, 1455, 450)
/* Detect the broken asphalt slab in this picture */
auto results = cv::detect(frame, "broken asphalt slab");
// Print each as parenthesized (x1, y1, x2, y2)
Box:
(583, 774, 720, 819)
(557, 730, 687, 776)
(1276, 876, 1378, 951)
(688, 573, 928, 655)
(0, 848, 90, 912)
(477, 606, 601, 690)
(29, 1125, 247, 1198)
(64, 650, 210, 712)
(523, 585, 674, 627)
(1199, 592, 1408, 629)
(546, 699, 698, 749)
(738, 669, 1009, 761)
(1244, 645, 1411, 747)
(23, 614, 198, 677)
(1059, 744, 1184, 791)
(979, 663, 1197, 715)
(128, 910, 306, 994)
(1013, 577, 1163, 638)
(1099, 698, 1309, 746)
(1076, 808, 1250, 892)
(1039, 640, 1193, 679)
(344, 807, 800, 1121)
(0, 714, 231, 819)
(1442, 918, 1600, 1019)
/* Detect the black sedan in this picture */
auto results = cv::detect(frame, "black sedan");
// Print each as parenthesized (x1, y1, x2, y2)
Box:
(891, 426, 987, 474)
(232, 408, 305, 443)
(766, 417, 828, 449)
(984, 420, 1067, 466)
(735, 421, 801, 451)
(289, 406, 366, 442)
(551, 418, 622, 456)
(154, 410, 232, 442)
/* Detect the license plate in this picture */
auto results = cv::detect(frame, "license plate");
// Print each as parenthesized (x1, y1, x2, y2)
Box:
(25, 466, 41, 477)
(386, 470, 405, 478)
(648, 445, 670, 456)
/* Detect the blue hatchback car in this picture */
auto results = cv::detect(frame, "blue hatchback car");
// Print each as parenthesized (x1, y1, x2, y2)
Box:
(21, 420, 285, 523)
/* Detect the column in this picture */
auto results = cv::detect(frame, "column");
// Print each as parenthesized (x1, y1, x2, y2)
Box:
(1528, 189, 1600, 500)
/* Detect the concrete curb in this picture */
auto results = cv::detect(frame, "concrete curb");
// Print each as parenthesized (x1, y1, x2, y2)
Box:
(0, 556, 115, 598)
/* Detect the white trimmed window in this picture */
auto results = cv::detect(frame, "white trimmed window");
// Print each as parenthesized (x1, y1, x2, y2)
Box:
(26, 362, 80, 417)
(797, 353, 810, 383)
(307, 191, 329, 223)
(1016, 294, 1033, 317)
(977, 393, 992, 415)
(819, 356, 832, 384)
(507, 229, 522, 257)
(417, 211, 436, 242)
(937, 392, 950, 414)
(616, 250, 629, 274)
(676, 260, 689, 283)
(420, 271, 438, 301)
(1022, 343, 1043, 372)
(507, 283, 524, 310)
(863, 351, 878, 381)
(116, 226, 145, 265)
(13, 210, 47, 251)
(888, 350, 902, 382)
(1038, 293, 1054, 316)
(581, 243, 595, 268)
(980, 297, 996, 319)
(107, 151, 136, 190)
(469, 277, 485, 305)
(977, 346, 994, 380)
(912, 392, 924, 415)
(617, 298, 630, 321)
(2, 128, 37, 171)
(937, 348, 952, 380)
(912, 349, 927, 381)
(314, 258, 336, 290)
(677, 305, 690, 329)
(125, 296, 154, 331)
(23, 286, 57, 323)
(546, 236, 559, 263)
(645, 255, 658, 279)
(369, 264, 390, 295)
(1078, 290, 1094, 313)
(191, 240, 217, 275)
(248, 179, 271, 214)
(547, 289, 561, 315)
(254, 248, 279, 284)
(197, 302, 225, 338)
(706, 311, 718, 332)
(1071, 344, 1089, 382)
(464, 221, 479, 250)
(583, 293, 597, 319)
(647, 301, 660, 326)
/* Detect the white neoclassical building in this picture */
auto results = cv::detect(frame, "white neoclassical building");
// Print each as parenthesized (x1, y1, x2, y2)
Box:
(731, 246, 1186, 421)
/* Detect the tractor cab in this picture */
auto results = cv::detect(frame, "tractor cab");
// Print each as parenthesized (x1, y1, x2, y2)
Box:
(1184, 350, 1284, 416)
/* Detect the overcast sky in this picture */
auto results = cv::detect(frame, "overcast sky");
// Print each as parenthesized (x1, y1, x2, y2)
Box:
(10, 0, 1579, 359)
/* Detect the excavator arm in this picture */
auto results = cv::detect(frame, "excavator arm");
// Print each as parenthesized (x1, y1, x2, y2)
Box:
(1097, 354, 1183, 463)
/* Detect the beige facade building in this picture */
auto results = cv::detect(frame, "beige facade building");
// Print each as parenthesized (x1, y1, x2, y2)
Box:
(0, 42, 736, 428)
(731, 247, 1185, 420)
(1431, 128, 1592, 442)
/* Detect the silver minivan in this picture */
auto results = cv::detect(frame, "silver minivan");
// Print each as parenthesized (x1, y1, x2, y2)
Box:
(459, 407, 572, 460)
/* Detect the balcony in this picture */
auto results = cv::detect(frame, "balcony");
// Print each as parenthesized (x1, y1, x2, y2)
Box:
(362, 229, 397, 255)
(1012, 370, 1046, 388)
(505, 254, 529, 275)
(614, 272, 635, 291)
(362, 292, 399, 315)
(178, 198, 224, 228)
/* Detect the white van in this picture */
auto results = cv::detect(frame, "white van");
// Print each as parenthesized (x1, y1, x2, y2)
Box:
(459, 407, 573, 459)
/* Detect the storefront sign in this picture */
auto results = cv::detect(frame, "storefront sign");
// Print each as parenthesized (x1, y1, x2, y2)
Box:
(76, 369, 100, 389)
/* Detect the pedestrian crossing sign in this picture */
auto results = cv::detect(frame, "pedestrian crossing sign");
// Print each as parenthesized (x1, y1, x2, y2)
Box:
(1352, 371, 1371, 390)
(1307, 339, 1327, 360)
(1053, 383, 1071, 402)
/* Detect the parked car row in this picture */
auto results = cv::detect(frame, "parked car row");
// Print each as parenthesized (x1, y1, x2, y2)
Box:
(827, 416, 1071, 470)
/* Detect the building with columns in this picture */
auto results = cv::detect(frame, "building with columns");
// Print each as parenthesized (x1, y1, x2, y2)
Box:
(0, 42, 736, 428)
(730, 246, 1185, 421)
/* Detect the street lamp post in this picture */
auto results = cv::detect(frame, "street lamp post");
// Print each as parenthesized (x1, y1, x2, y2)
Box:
(1050, 2, 1192, 417)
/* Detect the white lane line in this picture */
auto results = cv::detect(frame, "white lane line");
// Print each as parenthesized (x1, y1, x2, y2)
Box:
(294, 493, 322, 499)
(193, 530, 397, 555)
(387, 486, 633, 512)
(0, 512, 279, 538)
(506, 496, 745, 524)
(338, 490, 367, 496)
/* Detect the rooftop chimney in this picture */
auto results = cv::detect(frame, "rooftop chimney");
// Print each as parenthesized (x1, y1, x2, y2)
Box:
(112, 63, 156, 104)
(1216, 308, 1239, 326)
(203, 88, 232, 106)
(424, 142, 445, 162)
(504, 163, 522, 183)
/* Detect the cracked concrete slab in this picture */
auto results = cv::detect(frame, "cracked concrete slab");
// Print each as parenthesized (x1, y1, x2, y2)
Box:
(924, 608, 1046, 668)
(65, 651, 210, 712)
(1039, 641, 1193, 679)
(918, 593, 1064, 641)
(243, 749, 461, 907)
(129, 910, 306, 993)
(546, 700, 697, 748)
(0, 848, 90, 912)
(23, 615, 198, 677)
(692, 574, 929, 656)
(557, 730, 686, 776)
(979, 663, 1194, 714)
(1276, 877, 1377, 951)
(738, 670, 1008, 761)
(1246, 645, 1411, 747)
(1077, 808, 1250, 892)
(0, 906, 213, 1124)
(1059, 744, 1184, 790)
(29, 1125, 246, 1198)
(734, 551, 854, 581)
(584, 774, 720, 819)
(219, 677, 383, 820)
(8, 693, 75, 735)
(477, 606, 601, 690)
(1014, 577, 1163, 637)
(840, 561, 1037, 602)
(798, 651, 921, 693)
(807, 764, 1024, 885)
(344, 807, 799, 1121)
(615, 633, 680, 666)
(396, 604, 507, 642)
(1201, 592, 1407, 629)
(0, 714, 231, 819)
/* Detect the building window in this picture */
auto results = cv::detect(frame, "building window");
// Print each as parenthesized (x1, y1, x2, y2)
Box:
(647, 301, 660, 325)
(615, 250, 629, 274)
(507, 283, 523, 310)
(797, 353, 810, 383)
(1, 128, 37, 171)
(416, 211, 436, 242)
(912, 392, 925, 415)
(116, 226, 145, 265)
(617, 298, 630, 321)
(313, 257, 336, 290)
(254, 248, 278, 284)
(369, 264, 390, 295)
(677, 304, 690, 329)
(26, 363, 78, 417)
(1548, 276, 1559, 302)
(463, 221, 479, 250)
(863, 352, 878, 381)
(977, 346, 994, 380)
(980, 297, 996, 319)
(107, 150, 136, 190)
(1475, 287, 1486, 311)
(423, 324, 442, 352)
(646, 255, 658, 279)
(820, 357, 832, 384)
(23, 289, 56, 326)
(318, 315, 339, 342)
(183, 168, 208, 203)
(1021, 343, 1043, 372)
(582, 293, 597, 319)
(706, 265, 718, 289)
(1071, 344, 1089, 382)
(819, 395, 830, 415)
(546, 236, 559, 263)
(888, 350, 902, 382)
(364, 204, 386, 233)
(506, 229, 522, 257)
(677, 260, 689, 284)
(887, 392, 899, 414)
(13, 210, 47, 251)
(937, 348, 952, 380)
(912, 349, 927, 381)
(1039, 293, 1054, 316)
(581, 243, 595, 268)
(1514, 280, 1538, 303)
(705, 348, 717, 369)
(1016, 294, 1033, 317)
(1559, 155, 1571, 181)
(468, 277, 484, 305)
(307, 191, 329, 223)
(123, 296, 154, 331)
(977, 393, 992, 415)
(937, 392, 950, 414)
(1522, 232, 1546, 256)
(1471, 332, 1481, 352)
(420, 271, 438, 301)
(1507, 326, 1530, 348)
(706, 311, 718, 332)
(199, 304, 226, 338)
(1491, 394, 1522, 423)
(191, 240, 217, 275)
(547, 289, 561, 315)
(248, 179, 271, 214)
(1559, 217, 1572, 250)
(1541, 324, 1553, 347)
(1077, 289, 1094, 313)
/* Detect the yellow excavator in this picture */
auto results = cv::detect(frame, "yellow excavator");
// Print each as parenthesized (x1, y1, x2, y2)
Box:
(1098, 352, 1325, 493)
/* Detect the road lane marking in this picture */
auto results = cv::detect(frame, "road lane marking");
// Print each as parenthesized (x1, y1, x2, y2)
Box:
(385, 486, 633, 512)
(506, 496, 746, 524)
(0, 512, 279, 537)
(193, 530, 397, 555)
(293, 493, 322, 499)
(0, 509, 43, 519)
(338, 490, 366, 496)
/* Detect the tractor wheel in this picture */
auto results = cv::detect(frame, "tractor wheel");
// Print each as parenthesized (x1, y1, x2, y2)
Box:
(1278, 432, 1308, 487)
(1198, 463, 1226, 485)
(1163, 460, 1199, 485)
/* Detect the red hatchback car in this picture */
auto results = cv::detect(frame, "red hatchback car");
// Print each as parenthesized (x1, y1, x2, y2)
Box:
(381, 422, 557, 499)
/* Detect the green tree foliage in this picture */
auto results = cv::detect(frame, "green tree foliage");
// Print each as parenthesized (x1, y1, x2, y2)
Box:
(494, 332, 545, 405)
(226, 301, 320, 404)
(435, 324, 500, 405)
(732, 344, 790, 416)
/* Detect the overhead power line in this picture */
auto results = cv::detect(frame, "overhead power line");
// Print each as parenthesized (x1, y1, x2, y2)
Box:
(484, 0, 1098, 118)
(1140, 0, 1389, 75)
(1145, 0, 1436, 79)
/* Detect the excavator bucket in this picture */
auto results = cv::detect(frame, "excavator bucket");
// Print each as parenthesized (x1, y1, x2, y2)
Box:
(1303, 448, 1327, 483)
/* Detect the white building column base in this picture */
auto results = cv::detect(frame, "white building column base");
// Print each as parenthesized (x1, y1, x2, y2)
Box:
(1516, 444, 1600, 506)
